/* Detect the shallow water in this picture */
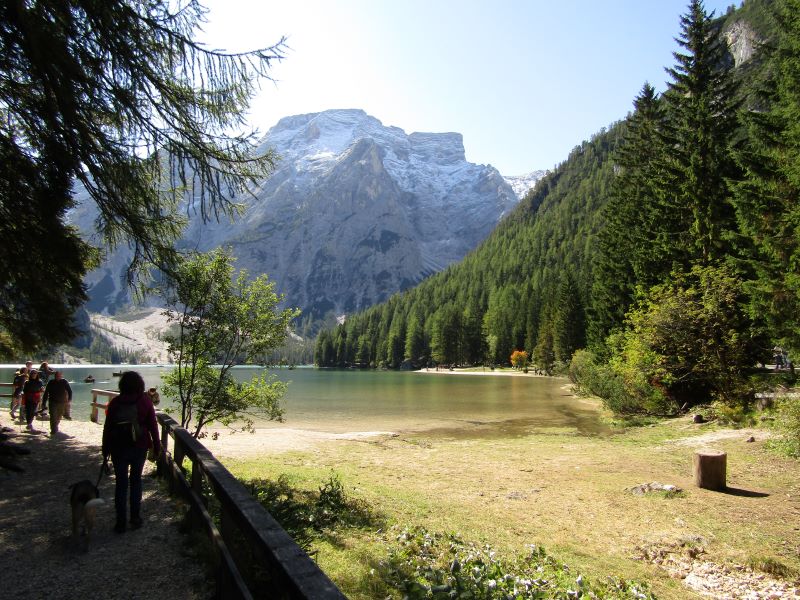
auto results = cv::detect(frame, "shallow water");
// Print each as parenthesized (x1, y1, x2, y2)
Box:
(0, 365, 607, 437)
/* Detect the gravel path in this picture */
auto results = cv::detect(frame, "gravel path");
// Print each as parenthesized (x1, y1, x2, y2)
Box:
(0, 415, 213, 600)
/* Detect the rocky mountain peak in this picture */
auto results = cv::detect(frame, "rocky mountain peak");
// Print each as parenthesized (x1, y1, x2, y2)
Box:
(76, 109, 534, 327)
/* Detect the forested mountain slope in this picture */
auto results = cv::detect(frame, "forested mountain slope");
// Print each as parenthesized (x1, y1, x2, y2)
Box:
(315, 124, 623, 368)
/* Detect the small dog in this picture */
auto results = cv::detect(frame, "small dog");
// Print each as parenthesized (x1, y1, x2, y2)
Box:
(69, 480, 105, 547)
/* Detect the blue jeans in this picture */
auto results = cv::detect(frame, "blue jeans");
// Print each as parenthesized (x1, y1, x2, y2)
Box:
(111, 446, 148, 523)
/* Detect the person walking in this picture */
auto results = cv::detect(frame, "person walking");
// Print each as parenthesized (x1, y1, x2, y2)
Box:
(102, 371, 161, 533)
(37, 362, 55, 416)
(42, 370, 72, 435)
(10, 367, 27, 420)
(22, 369, 44, 431)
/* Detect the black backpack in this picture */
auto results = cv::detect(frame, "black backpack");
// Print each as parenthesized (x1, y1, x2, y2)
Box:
(110, 400, 143, 447)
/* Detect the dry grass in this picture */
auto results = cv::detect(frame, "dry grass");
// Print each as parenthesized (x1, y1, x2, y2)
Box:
(225, 415, 800, 599)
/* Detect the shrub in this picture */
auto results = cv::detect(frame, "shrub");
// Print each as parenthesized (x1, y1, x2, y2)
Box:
(588, 266, 758, 415)
(379, 526, 655, 599)
(766, 397, 800, 458)
(570, 348, 670, 415)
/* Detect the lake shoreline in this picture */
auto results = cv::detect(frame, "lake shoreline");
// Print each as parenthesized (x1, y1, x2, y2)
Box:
(414, 366, 551, 377)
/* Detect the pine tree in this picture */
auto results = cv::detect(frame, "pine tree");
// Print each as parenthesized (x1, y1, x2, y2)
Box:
(553, 272, 586, 363)
(404, 312, 427, 366)
(733, 0, 800, 348)
(590, 83, 668, 347)
(662, 0, 741, 265)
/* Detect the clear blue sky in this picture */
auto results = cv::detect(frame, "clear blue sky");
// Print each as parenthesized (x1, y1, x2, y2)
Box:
(199, 0, 738, 175)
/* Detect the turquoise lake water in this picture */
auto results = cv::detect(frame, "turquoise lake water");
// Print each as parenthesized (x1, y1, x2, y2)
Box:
(1, 365, 605, 437)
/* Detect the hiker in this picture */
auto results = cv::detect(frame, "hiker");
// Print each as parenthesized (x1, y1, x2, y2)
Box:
(42, 370, 72, 435)
(102, 371, 161, 533)
(10, 367, 27, 420)
(773, 346, 784, 370)
(22, 369, 44, 431)
(37, 362, 55, 416)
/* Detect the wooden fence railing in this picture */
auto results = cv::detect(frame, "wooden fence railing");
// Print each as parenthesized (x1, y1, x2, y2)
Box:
(91, 392, 345, 600)
(89, 388, 116, 422)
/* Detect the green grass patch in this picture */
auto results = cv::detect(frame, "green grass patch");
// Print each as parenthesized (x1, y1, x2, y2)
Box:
(243, 472, 384, 551)
(747, 556, 798, 579)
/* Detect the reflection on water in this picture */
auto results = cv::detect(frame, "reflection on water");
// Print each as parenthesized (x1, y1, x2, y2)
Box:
(0, 365, 607, 438)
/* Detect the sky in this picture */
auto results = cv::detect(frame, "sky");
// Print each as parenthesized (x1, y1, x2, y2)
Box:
(199, 0, 738, 175)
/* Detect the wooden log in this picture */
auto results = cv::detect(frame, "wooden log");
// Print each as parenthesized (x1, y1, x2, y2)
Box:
(693, 449, 727, 490)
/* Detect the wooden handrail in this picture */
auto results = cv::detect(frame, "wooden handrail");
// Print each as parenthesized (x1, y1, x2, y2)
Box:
(89, 388, 116, 423)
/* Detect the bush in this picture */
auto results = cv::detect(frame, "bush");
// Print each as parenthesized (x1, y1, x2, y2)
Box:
(586, 266, 758, 416)
(767, 397, 800, 458)
(570, 348, 672, 415)
(379, 526, 655, 599)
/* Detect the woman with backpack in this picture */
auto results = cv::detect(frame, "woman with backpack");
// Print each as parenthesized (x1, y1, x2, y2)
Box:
(102, 371, 161, 533)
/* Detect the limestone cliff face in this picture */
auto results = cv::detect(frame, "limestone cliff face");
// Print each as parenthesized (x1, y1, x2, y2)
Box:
(723, 19, 761, 67)
(77, 109, 521, 322)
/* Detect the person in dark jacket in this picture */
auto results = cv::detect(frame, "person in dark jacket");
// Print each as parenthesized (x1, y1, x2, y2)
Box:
(22, 369, 44, 431)
(42, 371, 72, 435)
(37, 361, 55, 415)
(10, 366, 27, 420)
(102, 371, 161, 533)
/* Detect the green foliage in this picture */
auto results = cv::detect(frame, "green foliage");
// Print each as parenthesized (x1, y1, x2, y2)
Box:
(379, 526, 656, 599)
(246, 473, 382, 551)
(569, 350, 620, 403)
(0, 0, 284, 352)
(600, 266, 757, 412)
(733, 0, 800, 350)
(553, 272, 586, 363)
(533, 325, 556, 376)
(161, 248, 298, 437)
(590, 83, 668, 347)
(663, 0, 741, 265)
(766, 396, 800, 458)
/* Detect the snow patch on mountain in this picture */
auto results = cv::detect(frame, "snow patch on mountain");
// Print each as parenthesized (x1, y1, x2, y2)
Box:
(504, 170, 548, 200)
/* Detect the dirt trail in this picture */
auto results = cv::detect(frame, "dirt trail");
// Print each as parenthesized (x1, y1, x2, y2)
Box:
(0, 415, 211, 600)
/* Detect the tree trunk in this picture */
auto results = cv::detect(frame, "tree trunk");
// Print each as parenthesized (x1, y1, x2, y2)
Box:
(693, 449, 727, 490)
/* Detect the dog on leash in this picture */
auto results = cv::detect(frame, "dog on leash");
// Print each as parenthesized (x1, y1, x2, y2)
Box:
(69, 480, 105, 547)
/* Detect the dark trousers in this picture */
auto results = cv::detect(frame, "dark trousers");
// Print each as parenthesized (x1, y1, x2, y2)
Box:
(24, 398, 39, 425)
(111, 446, 148, 524)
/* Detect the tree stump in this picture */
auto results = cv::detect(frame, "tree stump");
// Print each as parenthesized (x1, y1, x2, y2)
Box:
(693, 449, 727, 490)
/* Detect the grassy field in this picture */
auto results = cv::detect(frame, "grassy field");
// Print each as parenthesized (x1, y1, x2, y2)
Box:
(224, 404, 800, 598)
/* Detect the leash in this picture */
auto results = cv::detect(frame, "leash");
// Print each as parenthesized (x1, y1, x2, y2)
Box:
(96, 456, 111, 490)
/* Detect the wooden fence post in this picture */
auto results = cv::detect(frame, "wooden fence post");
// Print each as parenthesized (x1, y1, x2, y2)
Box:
(156, 419, 169, 477)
